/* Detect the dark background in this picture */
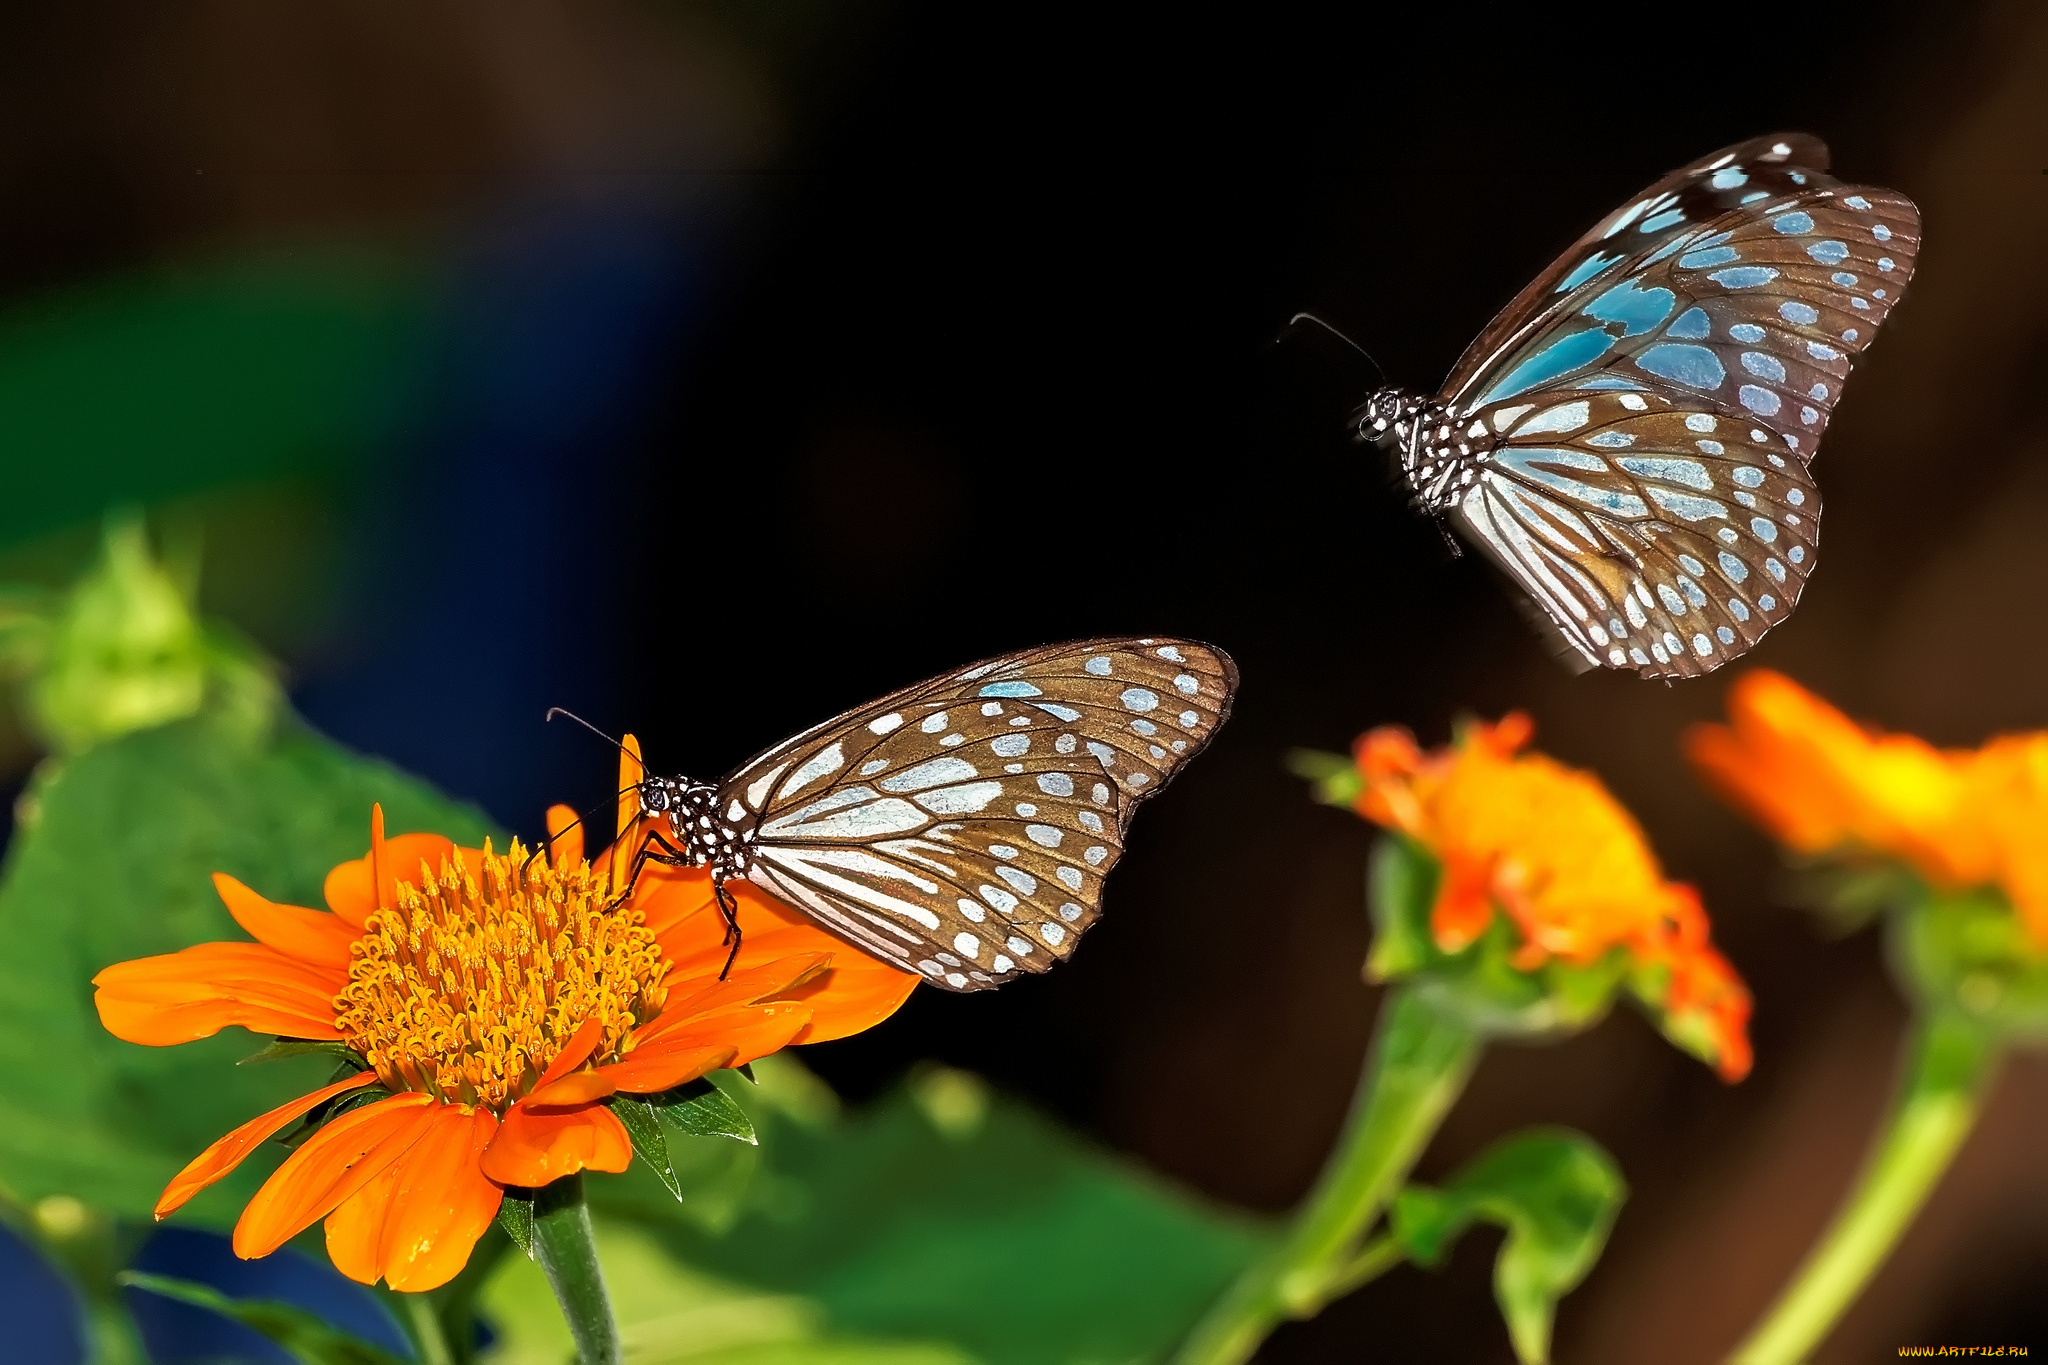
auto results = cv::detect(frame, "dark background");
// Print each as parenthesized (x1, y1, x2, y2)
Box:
(3, 2, 2045, 1360)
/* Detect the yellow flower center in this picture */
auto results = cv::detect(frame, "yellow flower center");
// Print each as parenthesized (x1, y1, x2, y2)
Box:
(334, 839, 671, 1110)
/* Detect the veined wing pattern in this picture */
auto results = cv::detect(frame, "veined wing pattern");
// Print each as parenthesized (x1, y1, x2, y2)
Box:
(1369, 133, 1919, 678)
(716, 638, 1236, 991)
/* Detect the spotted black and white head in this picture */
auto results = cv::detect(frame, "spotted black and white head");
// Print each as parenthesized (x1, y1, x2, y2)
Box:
(636, 774, 753, 875)
(1355, 385, 1484, 515)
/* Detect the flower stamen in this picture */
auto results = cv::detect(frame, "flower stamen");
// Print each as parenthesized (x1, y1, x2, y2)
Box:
(334, 839, 670, 1110)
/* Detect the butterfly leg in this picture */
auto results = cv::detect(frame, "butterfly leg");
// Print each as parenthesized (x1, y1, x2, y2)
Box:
(608, 825, 694, 909)
(711, 873, 743, 981)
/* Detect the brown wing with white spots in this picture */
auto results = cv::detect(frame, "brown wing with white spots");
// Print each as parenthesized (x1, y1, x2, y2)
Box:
(1413, 134, 1915, 676)
(717, 639, 1236, 991)
(1451, 393, 1818, 678)
(1442, 133, 1835, 403)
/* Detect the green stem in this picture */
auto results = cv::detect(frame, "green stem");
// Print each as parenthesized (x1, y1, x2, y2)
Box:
(1730, 1011, 2000, 1365)
(432, 1222, 513, 1365)
(531, 1174, 621, 1365)
(84, 1299, 146, 1365)
(1320, 1232, 1407, 1302)
(1173, 985, 1482, 1365)
(402, 1293, 455, 1365)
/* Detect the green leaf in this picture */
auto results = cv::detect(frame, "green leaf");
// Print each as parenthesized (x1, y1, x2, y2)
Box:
(595, 1057, 1266, 1365)
(498, 1190, 536, 1261)
(476, 1217, 974, 1364)
(1285, 746, 1364, 807)
(610, 1075, 763, 1215)
(117, 1271, 406, 1365)
(0, 709, 497, 1224)
(651, 1074, 759, 1146)
(1365, 833, 1437, 982)
(238, 1040, 361, 1067)
(1892, 883, 2048, 1038)
(613, 1096, 686, 1203)
(1390, 1128, 1627, 1365)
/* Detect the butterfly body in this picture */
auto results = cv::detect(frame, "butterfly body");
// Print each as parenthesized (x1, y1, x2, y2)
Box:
(1358, 134, 1919, 678)
(628, 637, 1237, 992)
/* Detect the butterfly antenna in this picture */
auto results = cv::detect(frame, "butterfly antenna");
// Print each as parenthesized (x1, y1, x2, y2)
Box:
(524, 780, 654, 874)
(545, 706, 628, 753)
(1281, 312, 1387, 386)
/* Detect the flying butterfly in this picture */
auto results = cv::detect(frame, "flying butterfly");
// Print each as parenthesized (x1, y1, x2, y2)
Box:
(1355, 133, 1919, 678)
(610, 638, 1236, 992)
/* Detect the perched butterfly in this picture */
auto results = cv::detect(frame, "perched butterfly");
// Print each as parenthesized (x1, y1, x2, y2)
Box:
(616, 638, 1236, 992)
(1357, 133, 1919, 678)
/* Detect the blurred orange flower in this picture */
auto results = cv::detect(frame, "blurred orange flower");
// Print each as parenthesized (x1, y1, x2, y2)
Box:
(93, 737, 918, 1291)
(1687, 670, 2048, 942)
(1354, 713, 1751, 1080)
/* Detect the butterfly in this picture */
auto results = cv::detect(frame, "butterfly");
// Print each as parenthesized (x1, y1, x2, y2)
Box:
(618, 638, 1237, 991)
(1356, 133, 1919, 678)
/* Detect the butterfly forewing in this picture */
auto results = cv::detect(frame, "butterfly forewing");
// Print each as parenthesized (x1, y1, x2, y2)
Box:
(1455, 393, 1818, 676)
(717, 638, 1236, 991)
(1443, 134, 1835, 404)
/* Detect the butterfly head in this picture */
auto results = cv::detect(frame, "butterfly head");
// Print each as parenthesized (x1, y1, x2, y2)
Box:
(1355, 387, 1470, 514)
(635, 775, 733, 868)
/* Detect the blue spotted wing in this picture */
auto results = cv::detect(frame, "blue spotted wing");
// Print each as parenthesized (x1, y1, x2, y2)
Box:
(715, 639, 1236, 991)
(1434, 134, 1918, 677)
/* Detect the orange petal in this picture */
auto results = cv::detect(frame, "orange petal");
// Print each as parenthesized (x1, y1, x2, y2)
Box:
(323, 813, 463, 929)
(600, 735, 648, 900)
(654, 955, 831, 1023)
(593, 1042, 734, 1096)
(95, 944, 346, 1045)
(631, 1001, 811, 1070)
(322, 1146, 401, 1286)
(651, 866, 864, 969)
(645, 868, 920, 1044)
(781, 954, 920, 1045)
(546, 804, 585, 871)
(233, 1092, 436, 1260)
(618, 735, 645, 845)
(325, 1104, 502, 1291)
(524, 1072, 618, 1108)
(1429, 853, 1498, 953)
(213, 874, 357, 971)
(479, 1103, 632, 1187)
(155, 1073, 379, 1220)
(529, 1016, 605, 1094)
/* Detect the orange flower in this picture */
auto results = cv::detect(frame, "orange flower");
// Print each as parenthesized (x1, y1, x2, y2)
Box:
(1687, 670, 2048, 941)
(93, 737, 918, 1291)
(1352, 713, 1751, 1080)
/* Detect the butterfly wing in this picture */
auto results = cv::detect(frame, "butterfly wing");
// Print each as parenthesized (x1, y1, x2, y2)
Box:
(1454, 393, 1818, 676)
(1441, 133, 1836, 403)
(717, 638, 1237, 991)
(1429, 134, 1916, 676)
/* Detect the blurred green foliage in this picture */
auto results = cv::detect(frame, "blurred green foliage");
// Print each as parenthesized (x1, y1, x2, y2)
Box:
(585, 1062, 1264, 1365)
(1392, 1130, 1625, 1365)
(0, 707, 495, 1222)
(0, 511, 279, 757)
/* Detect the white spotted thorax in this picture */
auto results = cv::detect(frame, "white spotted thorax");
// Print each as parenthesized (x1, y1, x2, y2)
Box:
(634, 638, 1237, 992)
(1360, 389, 1472, 514)
(1351, 132, 1919, 679)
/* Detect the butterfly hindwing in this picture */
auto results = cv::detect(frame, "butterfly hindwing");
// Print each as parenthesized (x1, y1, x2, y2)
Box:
(1454, 393, 1819, 676)
(719, 638, 1236, 991)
